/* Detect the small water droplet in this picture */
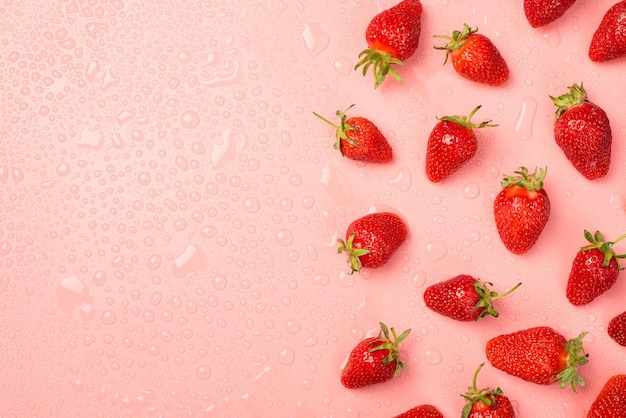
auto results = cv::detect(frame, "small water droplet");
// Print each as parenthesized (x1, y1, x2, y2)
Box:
(388, 167, 412, 192)
(302, 23, 329, 57)
(77, 128, 104, 150)
(412, 271, 427, 287)
(542, 28, 561, 48)
(424, 348, 442, 365)
(463, 182, 480, 199)
(100, 310, 117, 325)
(285, 319, 301, 335)
(195, 365, 212, 380)
(425, 241, 447, 262)
(278, 347, 296, 365)
(514, 97, 537, 141)
(334, 56, 353, 76)
(609, 193, 626, 210)
(275, 229, 293, 246)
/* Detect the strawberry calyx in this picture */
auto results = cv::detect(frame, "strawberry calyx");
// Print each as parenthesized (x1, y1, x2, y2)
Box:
(500, 167, 547, 192)
(550, 82, 589, 121)
(337, 233, 372, 274)
(369, 322, 411, 377)
(354, 48, 404, 89)
(434, 23, 477, 65)
(438, 105, 497, 130)
(313, 104, 360, 155)
(472, 281, 522, 320)
(556, 331, 589, 392)
(581, 230, 626, 270)
(461, 363, 504, 418)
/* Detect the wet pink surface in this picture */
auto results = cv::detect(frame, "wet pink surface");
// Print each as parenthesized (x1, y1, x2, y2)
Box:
(1, 0, 626, 417)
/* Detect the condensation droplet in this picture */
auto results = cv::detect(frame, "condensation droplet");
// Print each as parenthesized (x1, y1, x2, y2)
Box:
(334, 56, 353, 76)
(424, 348, 442, 365)
(542, 28, 561, 48)
(425, 241, 448, 262)
(278, 347, 296, 365)
(463, 182, 480, 199)
(275, 229, 293, 246)
(243, 197, 261, 213)
(181, 110, 200, 128)
(195, 365, 212, 380)
(388, 167, 412, 192)
(412, 271, 427, 288)
(285, 319, 301, 335)
(321, 165, 354, 207)
(213, 275, 228, 291)
(609, 193, 626, 210)
(100, 310, 117, 325)
(302, 23, 330, 57)
(514, 97, 537, 141)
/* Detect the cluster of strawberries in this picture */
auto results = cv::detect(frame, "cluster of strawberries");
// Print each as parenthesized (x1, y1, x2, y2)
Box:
(314, 0, 626, 416)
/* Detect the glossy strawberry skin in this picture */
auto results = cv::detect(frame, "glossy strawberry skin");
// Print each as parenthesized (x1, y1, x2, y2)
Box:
(554, 101, 611, 180)
(566, 248, 620, 305)
(341, 337, 396, 388)
(608, 311, 626, 346)
(494, 185, 551, 255)
(589, 1, 626, 62)
(468, 395, 516, 418)
(365, 0, 422, 61)
(342, 116, 392, 163)
(524, 0, 577, 28)
(425, 120, 477, 182)
(587, 375, 626, 418)
(485, 327, 578, 386)
(424, 275, 486, 321)
(393, 404, 444, 418)
(450, 34, 509, 86)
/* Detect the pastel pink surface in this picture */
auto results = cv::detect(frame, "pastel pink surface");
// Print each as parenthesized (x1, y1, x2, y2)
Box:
(1, 1, 626, 417)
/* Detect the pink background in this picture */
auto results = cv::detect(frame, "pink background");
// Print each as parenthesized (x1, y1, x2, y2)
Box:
(1, 0, 626, 416)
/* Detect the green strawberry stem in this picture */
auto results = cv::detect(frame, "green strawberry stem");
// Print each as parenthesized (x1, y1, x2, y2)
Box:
(438, 105, 497, 129)
(581, 230, 626, 269)
(472, 281, 522, 320)
(550, 83, 589, 122)
(313, 105, 358, 155)
(461, 363, 504, 418)
(354, 49, 404, 89)
(556, 331, 589, 392)
(369, 322, 411, 376)
(337, 234, 371, 274)
(434, 23, 477, 65)
(501, 167, 547, 191)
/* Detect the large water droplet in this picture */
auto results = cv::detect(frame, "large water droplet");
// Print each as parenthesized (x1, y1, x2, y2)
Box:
(514, 97, 537, 141)
(302, 23, 329, 57)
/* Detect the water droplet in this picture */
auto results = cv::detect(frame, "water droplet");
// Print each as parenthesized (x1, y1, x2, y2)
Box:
(77, 128, 104, 150)
(275, 229, 293, 246)
(243, 197, 261, 213)
(424, 348, 442, 365)
(563, 402, 585, 417)
(334, 56, 353, 76)
(463, 182, 480, 199)
(514, 97, 537, 141)
(302, 23, 329, 57)
(312, 273, 329, 286)
(285, 319, 301, 335)
(213, 275, 228, 291)
(542, 28, 561, 48)
(321, 165, 354, 207)
(211, 129, 248, 169)
(412, 271, 427, 288)
(195, 365, 212, 380)
(425, 241, 448, 262)
(181, 110, 200, 128)
(278, 347, 296, 365)
(100, 310, 117, 325)
(56, 162, 71, 176)
(388, 167, 412, 192)
(609, 193, 626, 210)
(172, 244, 207, 278)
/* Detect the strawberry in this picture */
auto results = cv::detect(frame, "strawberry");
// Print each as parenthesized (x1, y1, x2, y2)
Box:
(523, 0, 577, 28)
(341, 322, 410, 389)
(587, 375, 626, 417)
(461, 364, 516, 418)
(493, 167, 551, 255)
(423, 275, 521, 322)
(589, 1, 626, 62)
(354, 0, 422, 89)
(608, 311, 626, 346)
(485, 326, 589, 391)
(393, 405, 444, 418)
(424, 105, 495, 183)
(338, 212, 408, 274)
(434, 24, 509, 86)
(551, 83, 612, 180)
(565, 230, 626, 306)
(313, 105, 392, 163)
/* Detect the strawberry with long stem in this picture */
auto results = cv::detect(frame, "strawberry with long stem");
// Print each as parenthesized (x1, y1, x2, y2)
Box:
(566, 230, 626, 306)
(461, 363, 516, 418)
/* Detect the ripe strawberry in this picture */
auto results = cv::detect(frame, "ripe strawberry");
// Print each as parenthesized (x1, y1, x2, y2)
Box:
(434, 24, 509, 86)
(551, 83, 612, 180)
(314, 105, 392, 163)
(354, 0, 422, 89)
(393, 405, 444, 418)
(338, 212, 408, 274)
(461, 364, 516, 418)
(608, 311, 626, 346)
(425, 105, 495, 183)
(587, 375, 626, 417)
(589, 1, 626, 62)
(424, 275, 521, 322)
(341, 322, 410, 389)
(565, 230, 626, 306)
(493, 167, 551, 255)
(524, 0, 577, 28)
(485, 326, 589, 391)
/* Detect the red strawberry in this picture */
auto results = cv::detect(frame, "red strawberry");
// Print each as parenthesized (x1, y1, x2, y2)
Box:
(565, 230, 626, 306)
(587, 375, 626, 417)
(314, 105, 392, 163)
(493, 167, 551, 255)
(589, 1, 626, 62)
(551, 83, 612, 180)
(341, 322, 410, 389)
(425, 105, 495, 183)
(338, 212, 408, 274)
(461, 364, 516, 418)
(393, 405, 444, 418)
(485, 326, 588, 391)
(434, 24, 509, 86)
(355, 0, 423, 89)
(608, 311, 626, 346)
(524, 0, 577, 28)
(424, 275, 521, 322)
